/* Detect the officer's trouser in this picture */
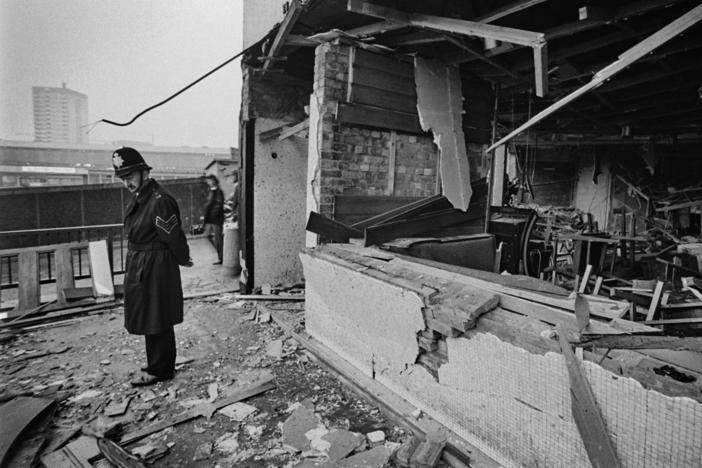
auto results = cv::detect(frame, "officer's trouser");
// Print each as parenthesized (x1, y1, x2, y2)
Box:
(144, 327, 176, 378)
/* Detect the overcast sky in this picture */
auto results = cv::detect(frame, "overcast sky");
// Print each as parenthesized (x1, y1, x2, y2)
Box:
(0, 0, 243, 149)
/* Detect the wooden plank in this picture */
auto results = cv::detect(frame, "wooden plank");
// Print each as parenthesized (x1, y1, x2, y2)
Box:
(278, 119, 309, 141)
(306, 212, 362, 242)
(490, 145, 506, 206)
(348, 0, 545, 46)
(345, 20, 406, 38)
(350, 195, 449, 230)
(475, 0, 549, 22)
(593, 276, 603, 295)
(425, 318, 461, 337)
(336, 102, 423, 134)
(578, 264, 593, 293)
(353, 48, 414, 78)
(533, 42, 548, 97)
(645, 317, 702, 325)
(350, 84, 418, 114)
(352, 65, 416, 97)
(574, 334, 702, 352)
(54, 246, 74, 304)
(364, 209, 473, 246)
(17, 251, 40, 312)
(262, 0, 302, 71)
(646, 281, 665, 322)
(557, 323, 622, 468)
(487, 2, 702, 152)
(385, 131, 397, 196)
(335, 195, 427, 226)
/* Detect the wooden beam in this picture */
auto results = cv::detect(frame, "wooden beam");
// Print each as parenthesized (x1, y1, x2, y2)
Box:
(17, 251, 40, 312)
(364, 209, 472, 247)
(487, 3, 702, 152)
(285, 34, 317, 47)
(645, 317, 702, 325)
(574, 334, 702, 352)
(385, 131, 396, 196)
(646, 281, 665, 322)
(533, 42, 548, 97)
(336, 102, 423, 134)
(347, 0, 546, 47)
(344, 20, 406, 38)
(278, 119, 309, 141)
(557, 323, 622, 468)
(262, 0, 303, 71)
(474, 0, 549, 23)
(306, 212, 363, 242)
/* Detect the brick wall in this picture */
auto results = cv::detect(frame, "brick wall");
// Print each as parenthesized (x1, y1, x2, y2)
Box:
(311, 41, 440, 218)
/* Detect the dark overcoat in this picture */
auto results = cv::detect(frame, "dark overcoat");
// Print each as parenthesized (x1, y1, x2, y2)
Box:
(123, 179, 190, 335)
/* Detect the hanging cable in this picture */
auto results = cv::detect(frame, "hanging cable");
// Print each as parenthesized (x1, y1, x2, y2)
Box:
(97, 48, 246, 128)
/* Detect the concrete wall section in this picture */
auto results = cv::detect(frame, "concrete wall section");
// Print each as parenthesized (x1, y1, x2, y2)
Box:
(302, 247, 702, 468)
(253, 118, 308, 286)
(301, 252, 425, 377)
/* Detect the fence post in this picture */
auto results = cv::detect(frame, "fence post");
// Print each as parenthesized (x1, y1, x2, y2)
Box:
(17, 251, 40, 311)
(55, 246, 74, 304)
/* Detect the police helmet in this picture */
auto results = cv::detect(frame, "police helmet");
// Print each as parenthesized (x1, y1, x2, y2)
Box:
(111, 147, 152, 177)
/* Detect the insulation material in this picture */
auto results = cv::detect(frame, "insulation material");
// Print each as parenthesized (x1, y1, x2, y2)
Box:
(303, 249, 702, 468)
(300, 253, 425, 377)
(305, 95, 322, 248)
(414, 57, 472, 211)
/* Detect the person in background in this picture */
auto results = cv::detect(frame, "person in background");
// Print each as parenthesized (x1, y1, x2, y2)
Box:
(112, 147, 193, 387)
(224, 171, 240, 223)
(204, 174, 225, 264)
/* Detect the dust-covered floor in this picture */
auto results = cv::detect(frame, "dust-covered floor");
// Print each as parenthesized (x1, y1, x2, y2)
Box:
(0, 293, 412, 467)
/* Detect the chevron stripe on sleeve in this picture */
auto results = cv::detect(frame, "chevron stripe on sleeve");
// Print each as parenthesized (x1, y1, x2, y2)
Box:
(155, 214, 178, 234)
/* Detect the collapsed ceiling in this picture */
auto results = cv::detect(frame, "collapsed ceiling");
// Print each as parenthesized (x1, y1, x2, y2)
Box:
(258, 0, 702, 143)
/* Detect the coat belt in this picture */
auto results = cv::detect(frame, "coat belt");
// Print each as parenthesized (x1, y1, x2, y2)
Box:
(128, 241, 168, 251)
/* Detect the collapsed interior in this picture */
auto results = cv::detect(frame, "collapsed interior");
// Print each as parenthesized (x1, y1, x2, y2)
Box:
(239, 1, 702, 466)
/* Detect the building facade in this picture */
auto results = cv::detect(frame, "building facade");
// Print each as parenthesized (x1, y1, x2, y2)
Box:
(0, 140, 235, 188)
(32, 83, 89, 144)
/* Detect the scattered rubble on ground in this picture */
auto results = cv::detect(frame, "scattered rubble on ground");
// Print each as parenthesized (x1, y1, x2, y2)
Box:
(0, 291, 422, 467)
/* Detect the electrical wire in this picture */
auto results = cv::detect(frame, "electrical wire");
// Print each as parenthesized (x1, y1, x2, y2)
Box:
(99, 48, 246, 127)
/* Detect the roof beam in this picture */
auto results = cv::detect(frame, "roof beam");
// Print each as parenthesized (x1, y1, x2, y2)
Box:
(344, 20, 406, 38)
(474, 0, 550, 23)
(348, 0, 545, 46)
(347, 0, 548, 96)
(262, 0, 304, 71)
(487, 2, 702, 152)
(451, 0, 690, 65)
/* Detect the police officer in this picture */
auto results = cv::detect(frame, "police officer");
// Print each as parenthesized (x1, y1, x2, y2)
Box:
(112, 147, 193, 386)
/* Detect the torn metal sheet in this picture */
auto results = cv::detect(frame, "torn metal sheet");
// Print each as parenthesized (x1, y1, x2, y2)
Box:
(0, 396, 56, 466)
(414, 57, 472, 211)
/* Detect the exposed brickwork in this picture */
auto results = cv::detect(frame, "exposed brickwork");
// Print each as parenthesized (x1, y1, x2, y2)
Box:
(311, 41, 440, 218)
(241, 67, 310, 121)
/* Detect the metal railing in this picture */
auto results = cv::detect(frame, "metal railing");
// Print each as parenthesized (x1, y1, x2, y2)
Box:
(0, 224, 125, 289)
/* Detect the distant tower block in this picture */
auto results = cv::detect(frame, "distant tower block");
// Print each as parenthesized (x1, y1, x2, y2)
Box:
(32, 83, 89, 144)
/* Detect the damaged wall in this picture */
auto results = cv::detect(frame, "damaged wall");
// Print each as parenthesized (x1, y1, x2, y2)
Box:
(306, 40, 490, 226)
(242, 68, 310, 286)
(301, 246, 702, 467)
(306, 41, 441, 222)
